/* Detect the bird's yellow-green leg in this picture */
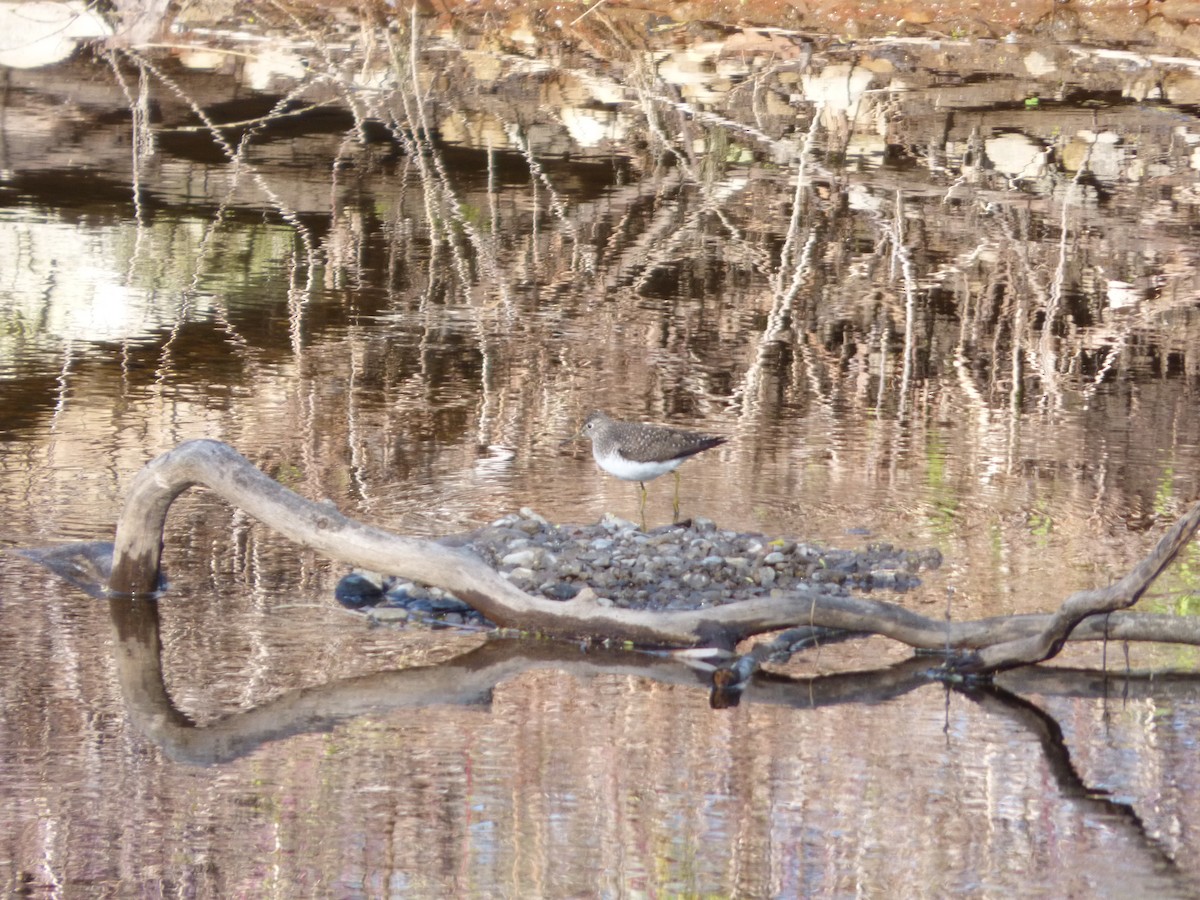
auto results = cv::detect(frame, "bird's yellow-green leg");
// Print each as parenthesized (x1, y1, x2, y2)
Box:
(672, 470, 681, 522)
(638, 481, 649, 530)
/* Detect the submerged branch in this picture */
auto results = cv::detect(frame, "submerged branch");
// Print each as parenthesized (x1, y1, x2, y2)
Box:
(22, 440, 1200, 674)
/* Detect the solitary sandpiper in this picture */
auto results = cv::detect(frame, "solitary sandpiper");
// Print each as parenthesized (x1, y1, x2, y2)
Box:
(567, 410, 727, 524)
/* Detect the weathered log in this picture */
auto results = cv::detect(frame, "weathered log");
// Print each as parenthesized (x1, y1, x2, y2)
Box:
(19, 439, 1200, 673)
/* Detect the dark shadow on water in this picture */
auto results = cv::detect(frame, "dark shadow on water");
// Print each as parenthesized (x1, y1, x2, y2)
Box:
(16, 541, 118, 599)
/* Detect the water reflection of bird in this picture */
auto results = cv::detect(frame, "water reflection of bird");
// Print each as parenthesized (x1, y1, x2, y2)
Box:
(566, 410, 727, 524)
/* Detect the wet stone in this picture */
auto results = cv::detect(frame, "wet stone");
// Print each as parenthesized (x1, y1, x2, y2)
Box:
(542, 581, 581, 600)
(335, 571, 386, 609)
(811, 568, 847, 585)
(591, 571, 616, 588)
(366, 607, 410, 623)
(501, 548, 549, 569)
(519, 507, 549, 525)
(505, 566, 537, 585)
(432, 596, 472, 613)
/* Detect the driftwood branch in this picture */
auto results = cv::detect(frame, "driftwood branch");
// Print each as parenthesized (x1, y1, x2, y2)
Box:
(20, 440, 1200, 675)
(951, 502, 1200, 674)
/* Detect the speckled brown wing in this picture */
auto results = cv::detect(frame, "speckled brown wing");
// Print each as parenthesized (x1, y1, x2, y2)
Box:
(615, 422, 727, 464)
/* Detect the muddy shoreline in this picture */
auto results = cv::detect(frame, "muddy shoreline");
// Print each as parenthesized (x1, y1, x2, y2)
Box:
(217, 0, 1200, 59)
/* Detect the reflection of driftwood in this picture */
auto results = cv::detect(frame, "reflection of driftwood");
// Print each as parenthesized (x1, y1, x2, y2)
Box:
(104, 559, 1191, 882)
(107, 596, 714, 765)
(107, 586, 1200, 891)
(26, 440, 1200, 675)
(958, 682, 1185, 882)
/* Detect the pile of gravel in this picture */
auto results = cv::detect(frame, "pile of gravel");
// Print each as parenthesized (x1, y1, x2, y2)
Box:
(335, 509, 943, 627)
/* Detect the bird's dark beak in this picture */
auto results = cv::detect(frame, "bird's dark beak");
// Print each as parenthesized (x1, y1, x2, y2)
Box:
(559, 426, 583, 448)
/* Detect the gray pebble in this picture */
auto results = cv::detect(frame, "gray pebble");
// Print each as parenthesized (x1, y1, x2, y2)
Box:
(501, 548, 542, 568)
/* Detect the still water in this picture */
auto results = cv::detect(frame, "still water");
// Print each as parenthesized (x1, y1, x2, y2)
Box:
(3, 5, 1200, 897)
